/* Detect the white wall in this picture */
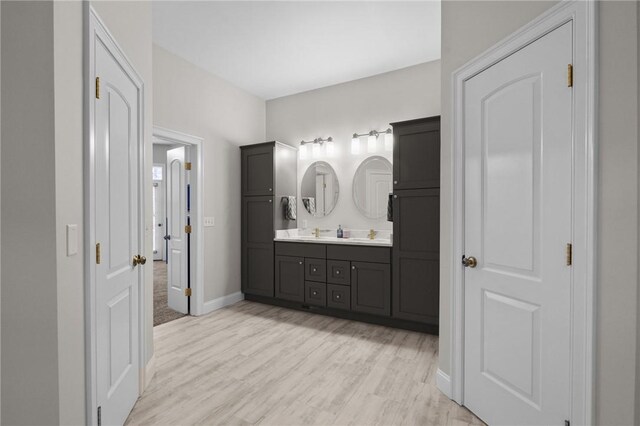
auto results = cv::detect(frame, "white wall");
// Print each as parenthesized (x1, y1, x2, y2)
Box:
(266, 61, 441, 232)
(440, 2, 640, 425)
(153, 44, 266, 302)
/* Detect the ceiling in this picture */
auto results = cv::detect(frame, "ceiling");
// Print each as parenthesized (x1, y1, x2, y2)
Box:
(152, 1, 441, 100)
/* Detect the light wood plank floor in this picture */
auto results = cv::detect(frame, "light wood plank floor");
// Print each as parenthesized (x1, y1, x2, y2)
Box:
(126, 301, 483, 426)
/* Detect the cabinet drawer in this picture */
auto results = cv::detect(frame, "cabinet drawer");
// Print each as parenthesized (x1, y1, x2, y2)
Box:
(305, 258, 326, 282)
(327, 260, 350, 285)
(304, 282, 327, 307)
(275, 242, 326, 258)
(327, 284, 350, 310)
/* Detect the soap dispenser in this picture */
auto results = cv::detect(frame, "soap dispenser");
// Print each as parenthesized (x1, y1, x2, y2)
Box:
(337, 225, 343, 239)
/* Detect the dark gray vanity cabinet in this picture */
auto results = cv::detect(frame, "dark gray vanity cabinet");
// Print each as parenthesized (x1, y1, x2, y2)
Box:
(390, 117, 440, 326)
(242, 196, 275, 297)
(391, 116, 440, 190)
(351, 262, 391, 316)
(241, 142, 297, 297)
(275, 255, 305, 302)
(392, 189, 440, 324)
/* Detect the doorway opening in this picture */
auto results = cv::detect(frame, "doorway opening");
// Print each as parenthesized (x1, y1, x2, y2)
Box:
(152, 127, 205, 327)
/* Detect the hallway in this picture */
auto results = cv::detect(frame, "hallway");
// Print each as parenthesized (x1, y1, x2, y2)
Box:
(126, 301, 483, 425)
(154, 261, 186, 326)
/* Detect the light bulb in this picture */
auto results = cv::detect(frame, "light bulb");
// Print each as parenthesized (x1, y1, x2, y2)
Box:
(384, 132, 393, 152)
(299, 144, 307, 159)
(312, 143, 320, 158)
(351, 136, 360, 154)
(367, 134, 377, 153)
(326, 140, 335, 157)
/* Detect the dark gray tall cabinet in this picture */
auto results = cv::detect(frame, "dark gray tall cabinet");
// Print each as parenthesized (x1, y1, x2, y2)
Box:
(241, 142, 297, 297)
(391, 116, 441, 326)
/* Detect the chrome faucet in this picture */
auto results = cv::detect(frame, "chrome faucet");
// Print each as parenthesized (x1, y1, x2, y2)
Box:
(313, 227, 320, 238)
(368, 229, 376, 240)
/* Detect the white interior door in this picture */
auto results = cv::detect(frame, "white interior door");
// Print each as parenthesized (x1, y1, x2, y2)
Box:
(166, 146, 189, 314)
(152, 164, 165, 261)
(315, 173, 326, 216)
(94, 34, 141, 426)
(463, 22, 573, 425)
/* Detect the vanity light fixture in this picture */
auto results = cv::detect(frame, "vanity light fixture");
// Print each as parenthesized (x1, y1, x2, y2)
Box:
(299, 136, 333, 159)
(351, 134, 361, 154)
(351, 128, 392, 155)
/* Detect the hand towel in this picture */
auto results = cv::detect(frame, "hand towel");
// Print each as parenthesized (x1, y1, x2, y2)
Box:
(302, 197, 316, 215)
(282, 196, 297, 221)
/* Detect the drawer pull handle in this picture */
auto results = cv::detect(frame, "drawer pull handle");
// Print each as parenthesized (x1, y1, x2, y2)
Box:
(336, 294, 341, 300)
(312, 291, 318, 296)
(313, 268, 317, 272)
(336, 270, 340, 275)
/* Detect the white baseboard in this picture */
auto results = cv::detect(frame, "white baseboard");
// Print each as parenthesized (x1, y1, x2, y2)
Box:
(143, 354, 156, 391)
(436, 368, 452, 398)
(200, 291, 244, 315)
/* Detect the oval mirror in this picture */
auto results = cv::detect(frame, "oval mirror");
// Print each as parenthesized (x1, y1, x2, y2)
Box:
(352, 156, 393, 219)
(301, 161, 339, 217)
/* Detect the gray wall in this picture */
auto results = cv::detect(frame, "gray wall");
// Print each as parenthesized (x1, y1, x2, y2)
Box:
(153, 44, 266, 302)
(266, 61, 441, 232)
(1, 2, 60, 424)
(440, 2, 640, 425)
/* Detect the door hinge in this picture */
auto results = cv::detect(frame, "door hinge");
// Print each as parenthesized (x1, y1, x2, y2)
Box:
(96, 77, 101, 99)
(567, 64, 573, 87)
(185, 162, 192, 171)
(185, 288, 192, 297)
(97, 406, 102, 426)
(566, 243, 572, 266)
(185, 225, 192, 234)
(565, 420, 570, 426)
(96, 243, 101, 264)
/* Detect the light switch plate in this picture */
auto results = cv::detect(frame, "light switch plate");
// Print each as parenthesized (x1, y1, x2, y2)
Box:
(67, 224, 78, 256)
(204, 217, 215, 227)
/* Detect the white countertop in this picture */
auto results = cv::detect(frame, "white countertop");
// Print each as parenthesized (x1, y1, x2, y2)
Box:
(274, 229, 392, 247)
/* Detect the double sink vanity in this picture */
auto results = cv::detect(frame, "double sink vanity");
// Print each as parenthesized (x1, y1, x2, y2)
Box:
(241, 116, 441, 334)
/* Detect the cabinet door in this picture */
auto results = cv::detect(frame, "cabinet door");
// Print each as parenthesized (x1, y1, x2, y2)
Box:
(242, 196, 274, 297)
(351, 262, 391, 316)
(392, 189, 439, 324)
(242, 144, 274, 196)
(275, 256, 305, 302)
(392, 117, 440, 190)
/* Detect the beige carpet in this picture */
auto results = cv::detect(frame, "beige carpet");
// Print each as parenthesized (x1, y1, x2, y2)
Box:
(154, 260, 187, 326)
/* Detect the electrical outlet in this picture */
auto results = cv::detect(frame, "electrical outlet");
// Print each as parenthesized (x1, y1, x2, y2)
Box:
(204, 217, 215, 227)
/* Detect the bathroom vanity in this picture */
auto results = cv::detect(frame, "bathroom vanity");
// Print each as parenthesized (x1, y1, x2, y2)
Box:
(240, 116, 440, 334)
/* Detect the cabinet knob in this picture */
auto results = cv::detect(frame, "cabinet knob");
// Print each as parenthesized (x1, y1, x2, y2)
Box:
(352, 266, 356, 270)
(394, 180, 398, 185)
(269, 188, 272, 192)
(269, 199, 272, 203)
(312, 291, 318, 296)
(299, 261, 303, 265)
(394, 195, 398, 199)
(336, 270, 340, 275)
(313, 268, 317, 272)
(336, 294, 341, 300)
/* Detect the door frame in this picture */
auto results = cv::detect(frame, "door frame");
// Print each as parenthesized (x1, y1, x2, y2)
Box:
(448, 1, 597, 424)
(153, 126, 205, 316)
(84, 6, 147, 425)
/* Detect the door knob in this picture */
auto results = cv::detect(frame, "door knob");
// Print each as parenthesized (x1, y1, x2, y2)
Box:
(462, 256, 477, 268)
(133, 255, 147, 266)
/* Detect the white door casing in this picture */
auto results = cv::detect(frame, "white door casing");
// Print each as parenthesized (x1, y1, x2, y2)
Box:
(463, 22, 572, 425)
(449, 2, 596, 425)
(167, 146, 189, 314)
(86, 7, 145, 426)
